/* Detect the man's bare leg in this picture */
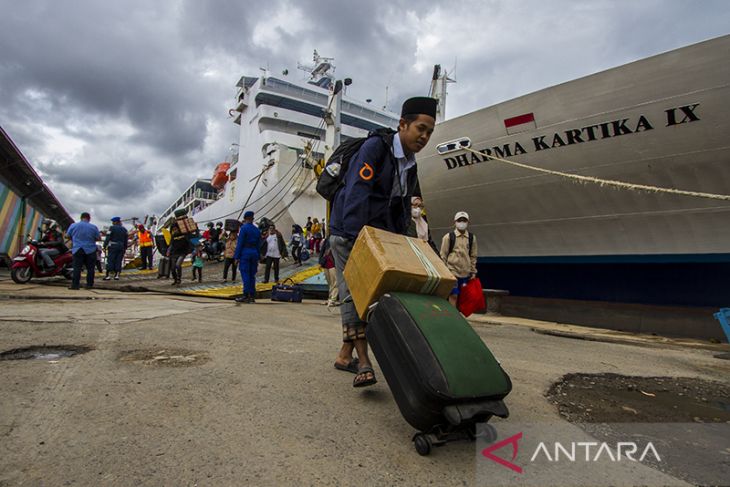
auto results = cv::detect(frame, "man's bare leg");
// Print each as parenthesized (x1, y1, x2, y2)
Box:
(334, 341, 355, 368)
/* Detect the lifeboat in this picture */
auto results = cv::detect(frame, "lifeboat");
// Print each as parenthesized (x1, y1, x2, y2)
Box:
(211, 162, 230, 189)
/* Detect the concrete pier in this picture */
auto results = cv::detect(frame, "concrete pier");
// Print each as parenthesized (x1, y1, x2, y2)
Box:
(0, 270, 728, 485)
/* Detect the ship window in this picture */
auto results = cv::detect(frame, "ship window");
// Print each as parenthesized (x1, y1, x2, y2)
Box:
(341, 114, 385, 132)
(436, 138, 472, 154)
(297, 131, 320, 140)
(229, 169, 237, 182)
(255, 92, 391, 133)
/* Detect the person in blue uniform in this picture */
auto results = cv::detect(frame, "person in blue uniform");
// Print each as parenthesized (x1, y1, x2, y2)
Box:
(234, 211, 261, 303)
(329, 96, 437, 387)
(103, 216, 128, 280)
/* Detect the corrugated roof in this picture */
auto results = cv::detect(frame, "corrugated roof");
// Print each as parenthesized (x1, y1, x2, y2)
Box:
(0, 125, 73, 229)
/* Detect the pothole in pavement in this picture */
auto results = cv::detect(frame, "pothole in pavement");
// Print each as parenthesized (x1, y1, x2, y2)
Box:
(546, 373, 730, 423)
(546, 373, 730, 486)
(118, 348, 210, 367)
(0, 345, 92, 361)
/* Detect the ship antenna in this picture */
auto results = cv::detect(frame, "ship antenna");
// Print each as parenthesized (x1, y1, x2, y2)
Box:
(429, 63, 456, 122)
(297, 49, 336, 85)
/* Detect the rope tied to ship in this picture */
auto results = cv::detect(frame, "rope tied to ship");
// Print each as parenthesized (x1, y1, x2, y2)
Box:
(459, 146, 730, 201)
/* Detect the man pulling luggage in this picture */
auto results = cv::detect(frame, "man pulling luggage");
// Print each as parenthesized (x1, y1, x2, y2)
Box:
(328, 96, 437, 387)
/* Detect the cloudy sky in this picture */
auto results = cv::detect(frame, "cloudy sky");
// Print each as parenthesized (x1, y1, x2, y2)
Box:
(1, 0, 728, 225)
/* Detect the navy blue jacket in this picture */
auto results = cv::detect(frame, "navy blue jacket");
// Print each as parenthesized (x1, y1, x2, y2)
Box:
(329, 134, 420, 241)
(234, 222, 261, 260)
(104, 225, 128, 249)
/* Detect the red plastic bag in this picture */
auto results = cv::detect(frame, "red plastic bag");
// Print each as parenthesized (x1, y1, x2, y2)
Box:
(457, 277, 486, 317)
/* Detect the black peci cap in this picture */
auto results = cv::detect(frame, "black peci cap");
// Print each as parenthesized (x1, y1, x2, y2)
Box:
(401, 97, 438, 119)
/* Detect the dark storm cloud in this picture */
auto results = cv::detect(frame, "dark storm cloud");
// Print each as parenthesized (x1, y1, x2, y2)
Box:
(1, 0, 729, 223)
(0, 0, 221, 156)
(178, 0, 267, 51)
(39, 154, 152, 200)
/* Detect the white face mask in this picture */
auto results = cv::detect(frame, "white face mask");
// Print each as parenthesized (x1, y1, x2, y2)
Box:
(411, 208, 422, 218)
(455, 222, 468, 231)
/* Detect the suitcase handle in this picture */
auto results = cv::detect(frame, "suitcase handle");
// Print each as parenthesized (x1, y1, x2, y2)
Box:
(365, 293, 391, 322)
(365, 301, 379, 322)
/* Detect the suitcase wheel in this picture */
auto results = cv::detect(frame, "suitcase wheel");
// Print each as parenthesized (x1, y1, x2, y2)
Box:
(413, 433, 432, 456)
(473, 423, 498, 443)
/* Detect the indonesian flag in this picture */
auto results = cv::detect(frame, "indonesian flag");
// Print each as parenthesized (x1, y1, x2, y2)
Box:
(504, 112, 536, 135)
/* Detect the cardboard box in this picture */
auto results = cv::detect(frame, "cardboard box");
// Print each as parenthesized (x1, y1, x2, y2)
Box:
(176, 217, 198, 234)
(343, 226, 456, 320)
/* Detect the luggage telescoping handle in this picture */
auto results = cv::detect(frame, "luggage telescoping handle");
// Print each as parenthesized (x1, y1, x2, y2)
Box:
(365, 293, 390, 322)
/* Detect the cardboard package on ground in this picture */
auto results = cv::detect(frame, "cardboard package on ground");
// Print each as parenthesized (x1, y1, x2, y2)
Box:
(176, 217, 198, 234)
(343, 226, 456, 320)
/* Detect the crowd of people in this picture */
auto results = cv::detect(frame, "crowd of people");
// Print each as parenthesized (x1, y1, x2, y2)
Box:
(46, 210, 331, 290)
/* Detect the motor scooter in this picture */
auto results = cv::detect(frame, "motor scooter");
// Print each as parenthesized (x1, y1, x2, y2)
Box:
(10, 240, 73, 284)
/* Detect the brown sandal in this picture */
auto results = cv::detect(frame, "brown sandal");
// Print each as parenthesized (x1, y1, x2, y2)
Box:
(353, 366, 377, 388)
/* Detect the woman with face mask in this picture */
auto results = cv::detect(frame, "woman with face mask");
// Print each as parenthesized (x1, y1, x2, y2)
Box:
(440, 211, 478, 306)
(406, 197, 439, 252)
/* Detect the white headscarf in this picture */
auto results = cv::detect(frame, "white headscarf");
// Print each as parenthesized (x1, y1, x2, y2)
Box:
(411, 197, 429, 241)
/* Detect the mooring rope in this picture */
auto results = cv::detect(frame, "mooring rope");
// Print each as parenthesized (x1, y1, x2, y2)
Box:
(460, 146, 730, 201)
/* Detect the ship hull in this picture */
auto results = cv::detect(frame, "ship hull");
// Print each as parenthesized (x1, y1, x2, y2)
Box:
(418, 35, 730, 307)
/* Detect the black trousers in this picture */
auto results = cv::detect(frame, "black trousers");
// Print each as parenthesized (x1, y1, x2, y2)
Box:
(71, 249, 96, 289)
(140, 246, 153, 269)
(223, 257, 237, 280)
(264, 257, 280, 283)
(292, 245, 302, 264)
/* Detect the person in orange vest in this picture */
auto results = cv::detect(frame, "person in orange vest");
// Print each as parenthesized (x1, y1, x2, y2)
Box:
(137, 224, 155, 270)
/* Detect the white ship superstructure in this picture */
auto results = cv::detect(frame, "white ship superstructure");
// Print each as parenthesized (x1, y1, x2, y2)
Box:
(193, 52, 399, 230)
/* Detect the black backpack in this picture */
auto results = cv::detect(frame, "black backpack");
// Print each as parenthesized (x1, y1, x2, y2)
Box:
(447, 231, 474, 256)
(316, 127, 396, 202)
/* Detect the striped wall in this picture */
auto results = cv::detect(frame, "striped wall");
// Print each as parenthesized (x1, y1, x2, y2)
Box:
(0, 180, 44, 258)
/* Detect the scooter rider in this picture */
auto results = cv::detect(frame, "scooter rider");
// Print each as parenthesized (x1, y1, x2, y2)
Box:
(38, 220, 65, 270)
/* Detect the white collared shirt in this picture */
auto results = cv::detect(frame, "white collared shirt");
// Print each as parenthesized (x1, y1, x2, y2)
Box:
(391, 133, 416, 197)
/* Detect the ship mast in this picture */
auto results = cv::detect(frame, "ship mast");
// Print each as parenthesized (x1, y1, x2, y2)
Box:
(324, 78, 349, 159)
(429, 64, 455, 123)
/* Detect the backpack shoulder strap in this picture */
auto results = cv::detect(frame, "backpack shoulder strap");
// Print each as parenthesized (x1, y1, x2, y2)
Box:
(448, 231, 474, 255)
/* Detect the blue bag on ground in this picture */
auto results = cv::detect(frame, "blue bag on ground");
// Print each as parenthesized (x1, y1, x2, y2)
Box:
(270, 278, 303, 302)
